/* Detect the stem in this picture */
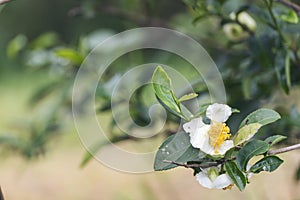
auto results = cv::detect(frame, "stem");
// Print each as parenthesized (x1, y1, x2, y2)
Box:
(268, 143, 300, 155)
(264, 0, 286, 44)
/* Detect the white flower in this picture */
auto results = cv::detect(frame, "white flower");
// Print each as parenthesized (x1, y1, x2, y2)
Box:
(223, 11, 256, 41)
(196, 167, 233, 189)
(237, 12, 256, 31)
(196, 164, 253, 190)
(183, 103, 234, 156)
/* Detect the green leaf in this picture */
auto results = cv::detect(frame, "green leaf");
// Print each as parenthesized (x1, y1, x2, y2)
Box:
(178, 93, 198, 102)
(55, 48, 84, 65)
(7, 34, 28, 58)
(194, 103, 210, 117)
(280, 10, 298, 24)
(225, 161, 247, 191)
(239, 108, 281, 128)
(154, 131, 200, 171)
(29, 80, 61, 105)
(264, 135, 287, 146)
(233, 123, 262, 145)
(80, 135, 130, 167)
(152, 66, 183, 119)
(80, 140, 107, 168)
(231, 108, 240, 113)
(275, 50, 291, 94)
(250, 156, 283, 173)
(237, 140, 269, 171)
(30, 32, 59, 49)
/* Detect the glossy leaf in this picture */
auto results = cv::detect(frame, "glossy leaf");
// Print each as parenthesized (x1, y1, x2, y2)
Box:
(233, 123, 262, 145)
(264, 135, 287, 146)
(239, 108, 281, 128)
(152, 66, 183, 118)
(237, 140, 269, 170)
(225, 161, 247, 191)
(154, 131, 200, 171)
(250, 156, 283, 173)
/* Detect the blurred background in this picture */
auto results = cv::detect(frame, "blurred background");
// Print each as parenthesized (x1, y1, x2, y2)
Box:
(0, 0, 300, 199)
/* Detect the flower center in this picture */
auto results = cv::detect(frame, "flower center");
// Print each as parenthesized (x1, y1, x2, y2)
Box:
(208, 121, 231, 153)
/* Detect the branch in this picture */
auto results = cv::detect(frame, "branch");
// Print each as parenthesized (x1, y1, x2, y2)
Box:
(163, 160, 221, 169)
(0, 0, 12, 5)
(275, 0, 300, 16)
(163, 143, 300, 169)
(0, 186, 4, 200)
(268, 143, 300, 155)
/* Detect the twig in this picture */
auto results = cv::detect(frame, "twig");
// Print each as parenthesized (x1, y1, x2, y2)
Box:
(275, 0, 300, 16)
(0, 186, 4, 200)
(0, 0, 11, 5)
(268, 143, 300, 155)
(163, 143, 300, 169)
(264, 0, 286, 44)
(163, 160, 221, 169)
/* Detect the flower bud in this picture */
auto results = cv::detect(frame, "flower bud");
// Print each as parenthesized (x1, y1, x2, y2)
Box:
(223, 11, 256, 41)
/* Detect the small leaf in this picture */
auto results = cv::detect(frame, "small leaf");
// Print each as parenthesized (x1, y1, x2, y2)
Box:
(239, 108, 281, 128)
(7, 34, 28, 58)
(30, 32, 59, 49)
(178, 93, 198, 102)
(237, 140, 269, 170)
(264, 135, 287, 146)
(80, 140, 107, 167)
(152, 66, 183, 119)
(231, 108, 240, 113)
(55, 48, 84, 65)
(233, 123, 262, 145)
(154, 131, 200, 171)
(80, 135, 130, 167)
(280, 10, 298, 24)
(250, 156, 283, 173)
(194, 103, 210, 117)
(225, 161, 247, 191)
(275, 50, 291, 94)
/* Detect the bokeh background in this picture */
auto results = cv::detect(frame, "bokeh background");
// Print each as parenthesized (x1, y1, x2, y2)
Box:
(0, 0, 300, 199)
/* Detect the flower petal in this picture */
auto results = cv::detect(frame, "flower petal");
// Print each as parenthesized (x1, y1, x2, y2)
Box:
(214, 140, 234, 155)
(212, 173, 233, 189)
(189, 124, 211, 151)
(206, 103, 232, 122)
(195, 172, 214, 189)
(183, 118, 205, 134)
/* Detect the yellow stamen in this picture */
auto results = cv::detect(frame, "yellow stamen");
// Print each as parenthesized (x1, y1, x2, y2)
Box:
(208, 122, 231, 153)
